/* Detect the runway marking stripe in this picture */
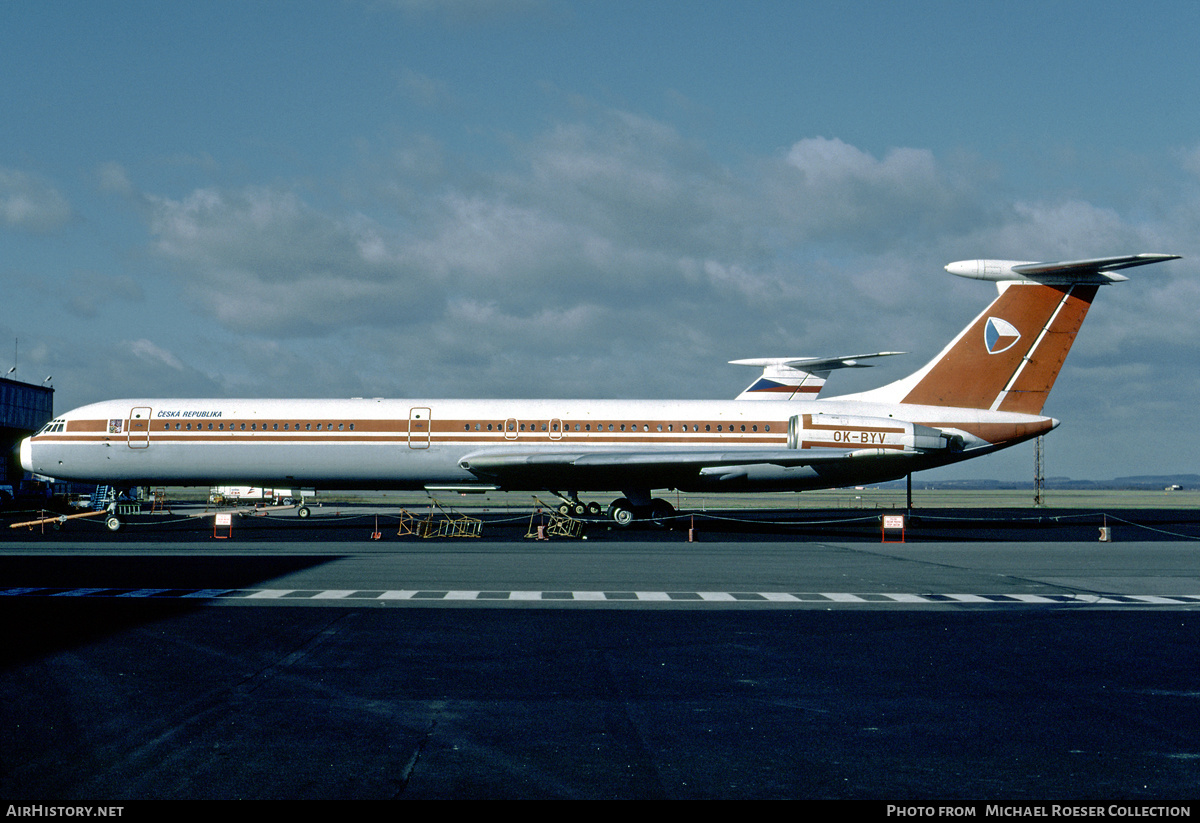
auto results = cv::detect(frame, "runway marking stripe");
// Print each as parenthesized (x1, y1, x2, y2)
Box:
(5, 586, 1200, 606)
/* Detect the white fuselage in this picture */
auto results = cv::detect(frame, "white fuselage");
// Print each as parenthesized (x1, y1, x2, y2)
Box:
(20, 396, 1053, 494)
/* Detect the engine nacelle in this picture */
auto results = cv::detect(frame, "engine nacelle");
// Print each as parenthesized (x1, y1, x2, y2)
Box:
(788, 413, 959, 453)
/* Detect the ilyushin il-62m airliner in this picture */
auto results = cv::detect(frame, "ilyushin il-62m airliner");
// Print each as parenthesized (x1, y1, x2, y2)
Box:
(20, 254, 1180, 527)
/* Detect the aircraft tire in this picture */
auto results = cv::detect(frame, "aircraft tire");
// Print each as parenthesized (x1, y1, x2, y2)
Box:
(608, 499, 635, 528)
(297, 506, 311, 519)
(105, 515, 121, 532)
(586, 501, 602, 516)
(648, 498, 675, 529)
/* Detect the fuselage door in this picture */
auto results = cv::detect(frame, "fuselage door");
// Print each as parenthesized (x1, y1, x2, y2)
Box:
(549, 418, 563, 440)
(504, 418, 519, 441)
(128, 406, 152, 449)
(409, 407, 431, 449)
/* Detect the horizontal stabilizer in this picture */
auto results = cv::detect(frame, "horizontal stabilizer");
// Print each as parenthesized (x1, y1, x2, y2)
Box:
(730, 352, 905, 371)
(730, 352, 905, 400)
(945, 254, 1180, 285)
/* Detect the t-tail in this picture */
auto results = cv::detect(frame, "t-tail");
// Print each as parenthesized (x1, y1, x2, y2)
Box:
(838, 254, 1180, 413)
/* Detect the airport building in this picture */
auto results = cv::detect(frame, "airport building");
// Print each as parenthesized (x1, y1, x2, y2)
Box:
(0, 376, 54, 484)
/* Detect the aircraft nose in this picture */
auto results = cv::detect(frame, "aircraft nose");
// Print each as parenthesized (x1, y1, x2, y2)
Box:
(19, 436, 33, 473)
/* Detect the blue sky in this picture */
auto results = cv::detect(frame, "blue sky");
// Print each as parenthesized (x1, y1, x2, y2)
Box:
(3, 0, 1199, 481)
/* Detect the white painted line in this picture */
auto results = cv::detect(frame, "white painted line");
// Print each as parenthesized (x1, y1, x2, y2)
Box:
(635, 591, 672, 601)
(943, 594, 992, 602)
(571, 591, 607, 600)
(820, 593, 867, 602)
(443, 590, 481, 600)
(698, 592, 737, 601)
(508, 591, 543, 600)
(377, 590, 418, 600)
(312, 590, 355, 599)
(246, 589, 293, 599)
(881, 593, 933, 602)
(758, 592, 802, 602)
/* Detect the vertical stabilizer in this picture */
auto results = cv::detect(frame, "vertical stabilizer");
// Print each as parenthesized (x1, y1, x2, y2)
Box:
(834, 254, 1179, 412)
(899, 282, 1096, 413)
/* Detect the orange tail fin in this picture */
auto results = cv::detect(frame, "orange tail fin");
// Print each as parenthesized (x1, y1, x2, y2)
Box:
(901, 282, 1096, 413)
(835, 254, 1180, 413)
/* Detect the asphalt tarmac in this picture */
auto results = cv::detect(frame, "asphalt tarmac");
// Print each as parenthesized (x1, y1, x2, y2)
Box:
(2, 505, 1200, 800)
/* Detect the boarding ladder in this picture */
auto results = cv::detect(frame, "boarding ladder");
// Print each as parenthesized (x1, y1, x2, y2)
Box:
(89, 485, 113, 511)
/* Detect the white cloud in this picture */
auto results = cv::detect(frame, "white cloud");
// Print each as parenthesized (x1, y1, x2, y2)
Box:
(0, 168, 71, 232)
(97, 162, 133, 195)
(127, 339, 185, 371)
(397, 68, 452, 107)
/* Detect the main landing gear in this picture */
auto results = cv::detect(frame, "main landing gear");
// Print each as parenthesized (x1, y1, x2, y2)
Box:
(551, 491, 676, 528)
(550, 493, 603, 518)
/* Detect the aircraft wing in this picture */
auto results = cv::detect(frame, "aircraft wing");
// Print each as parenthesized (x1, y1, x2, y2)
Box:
(457, 448, 901, 489)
